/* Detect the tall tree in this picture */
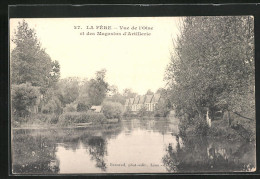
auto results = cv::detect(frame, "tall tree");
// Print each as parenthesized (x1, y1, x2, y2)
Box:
(56, 77, 80, 106)
(11, 20, 60, 92)
(165, 16, 254, 123)
(87, 69, 109, 105)
(123, 88, 137, 98)
(146, 89, 154, 95)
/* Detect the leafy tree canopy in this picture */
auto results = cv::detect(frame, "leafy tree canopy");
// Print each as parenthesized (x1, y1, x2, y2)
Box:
(11, 20, 60, 92)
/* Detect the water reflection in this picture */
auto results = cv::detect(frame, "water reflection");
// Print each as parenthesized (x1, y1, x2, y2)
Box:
(162, 135, 256, 172)
(12, 119, 255, 174)
(88, 136, 107, 171)
(12, 132, 60, 174)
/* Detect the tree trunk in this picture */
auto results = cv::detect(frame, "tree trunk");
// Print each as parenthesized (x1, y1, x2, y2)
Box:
(206, 108, 211, 128)
(227, 110, 231, 127)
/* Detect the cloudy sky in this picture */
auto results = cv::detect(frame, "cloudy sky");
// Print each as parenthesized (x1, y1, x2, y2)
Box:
(10, 17, 180, 95)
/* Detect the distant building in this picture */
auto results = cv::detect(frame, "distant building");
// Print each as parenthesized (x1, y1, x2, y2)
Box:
(144, 95, 153, 111)
(125, 93, 162, 112)
(151, 93, 161, 111)
(124, 99, 130, 111)
(129, 98, 135, 111)
(137, 95, 146, 111)
(90, 105, 102, 113)
(132, 96, 140, 112)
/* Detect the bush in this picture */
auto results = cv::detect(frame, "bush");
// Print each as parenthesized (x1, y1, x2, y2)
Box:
(58, 111, 107, 126)
(42, 97, 62, 114)
(11, 83, 40, 118)
(77, 102, 88, 112)
(194, 117, 209, 136)
(137, 106, 147, 117)
(64, 102, 77, 112)
(178, 115, 209, 136)
(178, 118, 190, 137)
(102, 101, 123, 119)
(123, 111, 138, 118)
(154, 99, 171, 117)
(35, 113, 60, 124)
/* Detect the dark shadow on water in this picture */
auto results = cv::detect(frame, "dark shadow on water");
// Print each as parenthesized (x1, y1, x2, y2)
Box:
(87, 136, 107, 171)
(12, 123, 122, 174)
(162, 135, 256, 172)
(12, 120, 255, 174)
(12, 133, 60, 174)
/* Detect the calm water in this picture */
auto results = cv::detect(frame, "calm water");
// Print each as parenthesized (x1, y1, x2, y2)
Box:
(12, 118, 256, 174)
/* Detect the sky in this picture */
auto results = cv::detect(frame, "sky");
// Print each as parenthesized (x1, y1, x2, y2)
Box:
(10, 17, 181, 95)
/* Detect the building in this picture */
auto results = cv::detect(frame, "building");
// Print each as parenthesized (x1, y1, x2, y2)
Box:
(132, 96, 140, 112)
(90, 105, 102, 113)
(144, 95, 153, 111)
(124, 99, 130, 111)
(125, 93, 161, 112)
(129, 98, 134, 111)
(151, 93, 161, 111)
(137, 95, 146, 111)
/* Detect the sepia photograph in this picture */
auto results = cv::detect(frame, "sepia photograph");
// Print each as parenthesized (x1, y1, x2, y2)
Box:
(10, 16, 255, 174)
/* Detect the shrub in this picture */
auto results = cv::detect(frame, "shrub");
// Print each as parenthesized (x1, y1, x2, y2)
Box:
(77, 102, 88, 112)
(154, 99, 171, 117)
(178, 118, 190, 137)
(137, 106, 147, 117)
(64, 102, 77, 112)
(35, 113, 60, 124)
(58, 111, 107, 126)
(11, 83, 40, 118)
(102, 101, 123, 119)
(178, 114, 209, 136)
(42, 97, 62, 114)
(194, 116, 209, 136)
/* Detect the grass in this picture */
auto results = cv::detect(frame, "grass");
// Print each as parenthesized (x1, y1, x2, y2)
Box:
(12, 111, 122, 129)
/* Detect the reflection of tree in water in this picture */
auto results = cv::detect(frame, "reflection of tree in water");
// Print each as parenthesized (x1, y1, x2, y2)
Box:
(162, 135, 255, 172)
(12, 130, 60, 174)
(12, 124, 124, 174)
(125, 118, 171, 135)
(87, 136, 107, 171)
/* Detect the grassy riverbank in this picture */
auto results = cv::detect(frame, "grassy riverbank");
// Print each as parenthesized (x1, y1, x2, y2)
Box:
(179, 115, 255, 142)
(12, 111, 120, 129)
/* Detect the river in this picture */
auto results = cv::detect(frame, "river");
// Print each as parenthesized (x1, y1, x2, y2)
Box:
(11, 118, 255, 174)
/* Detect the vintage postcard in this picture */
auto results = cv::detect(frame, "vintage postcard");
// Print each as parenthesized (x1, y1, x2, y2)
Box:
(10, 16, 256, 174)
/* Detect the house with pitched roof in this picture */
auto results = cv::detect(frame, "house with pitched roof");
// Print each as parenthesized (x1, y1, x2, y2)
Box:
(132, 96, 140, 111)
(124, 98, 130, 111)
(151, 93, 161, 111)
(137, 95, 146, 111)
(144, 95, 153, 111)
(90, 105, 102, 113)
(124, 93, 164, 112)
(129, 98, 135, 111)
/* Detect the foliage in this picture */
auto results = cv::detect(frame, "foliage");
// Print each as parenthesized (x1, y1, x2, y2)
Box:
(77, 102, 88, 112)
(122, 88, 137, 98)
(146, 89, 154, 95)
(87, 69, 109, 105)
(29, 113, 60, 125)
(194, 116, 209, 136)
(102, 101, 124, 119)
(41, 97, 62, 114)
(56, 77, 80, 106)
(58, 111, 107, 126)
(137, 106, 147, 117)
(165, 16, 255, 132)
(104, 94, 125, 105)
(154, 98, 171, 117)
(11, 83, 40, 119)
(11, 20, 60, 92)
(76, 78, 92, 108)
(63, 102, 77, 112)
